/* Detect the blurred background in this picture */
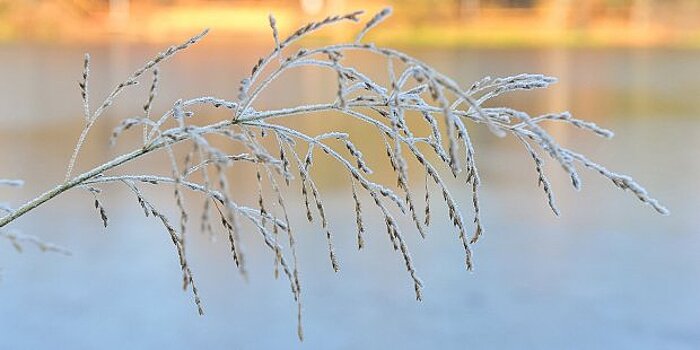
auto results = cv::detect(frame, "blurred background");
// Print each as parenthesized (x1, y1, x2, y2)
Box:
(4, 0, 700, 47)
(0, 1, 699, 349)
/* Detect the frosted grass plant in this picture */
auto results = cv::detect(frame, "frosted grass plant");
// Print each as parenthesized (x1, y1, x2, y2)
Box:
(0, 8, 667, 340)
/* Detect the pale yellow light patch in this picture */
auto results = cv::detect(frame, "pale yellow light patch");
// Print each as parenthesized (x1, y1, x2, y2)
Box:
(144, 6, 295, 40)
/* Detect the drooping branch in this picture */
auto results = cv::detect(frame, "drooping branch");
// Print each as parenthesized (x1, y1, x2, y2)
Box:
(0, 7, 668, 342)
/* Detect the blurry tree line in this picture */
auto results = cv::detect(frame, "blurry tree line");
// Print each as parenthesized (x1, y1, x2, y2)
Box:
(2, 0, 700, 43)
(2, 0, 699, 11)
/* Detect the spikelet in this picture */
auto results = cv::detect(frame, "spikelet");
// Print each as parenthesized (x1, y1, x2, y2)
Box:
(369, 191, 423, 300)
(110, 118, 149, 146)
(87, 187, 108, 228)
(214, 201, 245, 272)
(383, 134, 427, 239)
(564, 149, 669, 215)
(533, 112, 614, 138)
(514, 112, 582, 189)
(277, 135, 293, 185)
(212, 161, 247, 275)
(143, 69, 159, 144)
(284, 140, 314, 223)
(344, 139, 372, 174)
(151, 208, 204, 315)
(517, 135, 560, 216)
(79, 53, 90, 121)
(328, 50, 347, 109)
(424, 173, 431, 227)
(122, 180, 151, 217)
(269, 14, 280, 52)
(351, 180, 365, 250)
(279, 11, 364, 50)
(355, 7, 392, 43)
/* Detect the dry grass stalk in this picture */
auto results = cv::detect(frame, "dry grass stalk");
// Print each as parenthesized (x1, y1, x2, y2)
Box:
(79, 53, 90, 122)
(0, 7, 669, 341)
(0, 229, 71, 256)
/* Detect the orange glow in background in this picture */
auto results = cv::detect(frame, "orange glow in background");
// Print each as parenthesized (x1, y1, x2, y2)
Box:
(2, 0, 700, 47)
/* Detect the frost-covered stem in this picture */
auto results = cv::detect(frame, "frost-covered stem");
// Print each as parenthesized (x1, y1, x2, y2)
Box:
(64, 124, 94, 182)
(0, 136, 191, 229)
(64, 29, 209, 182)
